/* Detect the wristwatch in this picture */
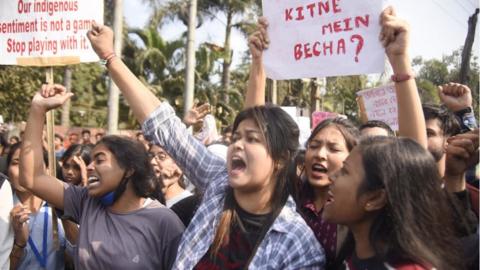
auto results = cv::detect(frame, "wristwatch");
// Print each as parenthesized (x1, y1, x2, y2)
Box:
(454, 107, 477, 131)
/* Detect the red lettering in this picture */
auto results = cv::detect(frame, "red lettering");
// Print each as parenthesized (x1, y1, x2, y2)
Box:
(285, 8, 293, 21)
(306, 3, 316, 17)
(355, 15, 369, 28)
(343, 17, 353, 31)
(313, 42, 321, 56)
(337, 38, 345, 54)
(292, 39, 352, 60)
(7, 39, 12, 52)
(318, 1, 329, 15)
(6, 38, 26, 55)
(332, 0, 342, 13)
(294, 44, 303, 60)
(296, 7, 305, 21)
(304, 43, 313, 58)
(322, 24, 332, 35)
(333, 21, 342, 32)
(323, 41, 333, 55)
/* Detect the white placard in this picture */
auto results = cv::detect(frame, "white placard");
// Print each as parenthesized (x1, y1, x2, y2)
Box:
(0, 0, 103, 66)
(263, 0, 385, 80)
(357, 84, 398, 130)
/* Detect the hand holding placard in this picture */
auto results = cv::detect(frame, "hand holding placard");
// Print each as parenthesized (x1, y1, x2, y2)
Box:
(248, 17, 269, 61)
(262, 0, 385, 79)
(379, 6, 410, 71)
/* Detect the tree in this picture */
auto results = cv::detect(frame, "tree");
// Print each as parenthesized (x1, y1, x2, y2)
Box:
(325, 75, 368, 123)
(0, 66, 45, 122)
(197, 0, 261, 103)
(414, 48, 479, 112)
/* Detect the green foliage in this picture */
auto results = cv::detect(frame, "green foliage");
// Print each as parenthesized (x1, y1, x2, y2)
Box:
(414, 47, 479, 112)
(325, 75, 367, 123)
(0, 66, 44, 122)
(67, 63, 108, 127)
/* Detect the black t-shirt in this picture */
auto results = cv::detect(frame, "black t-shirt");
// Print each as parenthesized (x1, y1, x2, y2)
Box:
(193, 202, 271, 270)
(170, 194, 201, 227)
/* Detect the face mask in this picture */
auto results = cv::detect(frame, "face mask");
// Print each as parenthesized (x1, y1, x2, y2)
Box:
(98, 171, 130, 207)
(99, 191, 115, 206)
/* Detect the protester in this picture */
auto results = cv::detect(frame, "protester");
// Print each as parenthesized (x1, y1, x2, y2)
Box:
(19, 86, 184, 269)
(0, 134, 9, 174)
(0, 172, 13, 270)
(444, 129, 479, 269)
(422, 104, 460, 174)
(438, 82, 477, 132)
(54, 134, 66, 160)
(94, 132, 104, 144)
(245, 6, 428, 267)
(149, 144, 201, 227)
(324, 136, 463, 269)
(66, 133, 79, 149)
(298, 117, 358, 266)
(59, 144, 92, 186)
(438, 82, 479, 188)
(359, 120, 395, 137)
(7, 143, 66, 270)
(148, 144, 192, 208)
(86, 23, 325, 269)
(58, 143, 93, 250)
(80, 129, 93, 146)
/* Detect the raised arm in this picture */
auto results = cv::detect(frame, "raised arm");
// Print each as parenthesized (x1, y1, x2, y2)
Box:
(87, 23, 161, 124)
(245, 18, 269, 108)
(88, 24, 226, 191)
(439, 82, 477, 132)
(380, 7, 427, 148)
(19, 84, 74, 209)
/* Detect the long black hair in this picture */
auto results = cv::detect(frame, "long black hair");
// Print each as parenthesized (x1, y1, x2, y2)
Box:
(336, 136, 462, 269)
(211, 105, 300, 255)
(296, 117, 359, 201)
(60, 144, 92, 165)
(97, 135, 157, 198)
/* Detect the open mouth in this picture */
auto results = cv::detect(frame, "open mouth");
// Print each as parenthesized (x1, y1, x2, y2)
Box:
(312, 163, 328, 174)
(231, 156, 246, 174)
(87, 176, 100, 187)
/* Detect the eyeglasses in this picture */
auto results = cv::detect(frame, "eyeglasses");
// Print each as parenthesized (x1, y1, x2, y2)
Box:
(148, 152, 167, 161)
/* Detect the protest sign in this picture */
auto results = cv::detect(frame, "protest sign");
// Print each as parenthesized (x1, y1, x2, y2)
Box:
(0, 0, 103, 66)
(357, 84, 398, 130)
(281, 107, 311, 146)
(263, 0, 385, 80)
(297, 116, 311, 147)
(280, 106, 297, 121)
(311, 111, 337, 129)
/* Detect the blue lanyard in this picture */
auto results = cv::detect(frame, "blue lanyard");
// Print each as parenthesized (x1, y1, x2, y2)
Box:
(28, 203, 48, 268)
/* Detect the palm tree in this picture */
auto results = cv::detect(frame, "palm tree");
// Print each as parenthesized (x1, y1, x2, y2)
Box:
(197, 0, 261, 103)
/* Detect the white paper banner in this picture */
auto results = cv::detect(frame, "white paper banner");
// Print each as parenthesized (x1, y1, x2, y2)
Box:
(263, 0, 385, 80)
(0, 0, 103, 66)
(357, 84, 398, 130)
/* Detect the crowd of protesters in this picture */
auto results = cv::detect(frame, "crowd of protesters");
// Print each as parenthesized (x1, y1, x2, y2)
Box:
(0, 6, 478, 270)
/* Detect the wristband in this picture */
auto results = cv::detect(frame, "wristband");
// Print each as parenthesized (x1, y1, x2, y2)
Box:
(100, 52, 116, 66)
(14, 242, 26, 249)
(391, 73, 414, 83)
